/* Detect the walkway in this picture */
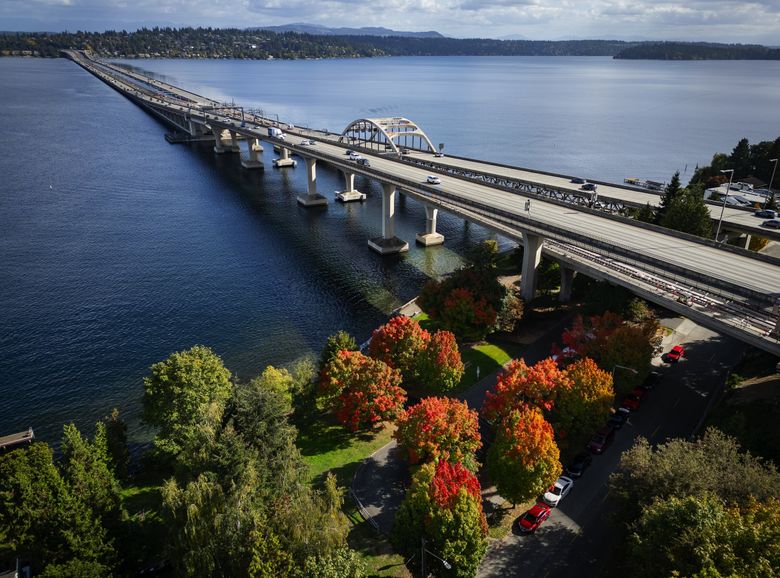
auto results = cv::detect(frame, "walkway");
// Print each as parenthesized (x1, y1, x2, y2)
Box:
(350, 311, 573, 535)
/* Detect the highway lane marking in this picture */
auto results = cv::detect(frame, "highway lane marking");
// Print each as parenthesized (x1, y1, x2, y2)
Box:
(651, 424, 662, 439)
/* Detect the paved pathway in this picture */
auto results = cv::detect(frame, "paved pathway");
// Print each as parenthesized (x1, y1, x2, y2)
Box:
(350, 313, 573, 534)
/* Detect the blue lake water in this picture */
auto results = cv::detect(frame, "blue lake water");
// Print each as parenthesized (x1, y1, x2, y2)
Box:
(1, 55, 778, 442)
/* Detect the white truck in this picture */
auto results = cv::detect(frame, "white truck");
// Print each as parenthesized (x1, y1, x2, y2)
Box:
(267, 127, 285, 140)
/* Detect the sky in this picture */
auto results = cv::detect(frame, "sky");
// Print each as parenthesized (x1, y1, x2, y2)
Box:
(2, 0, 779, 44)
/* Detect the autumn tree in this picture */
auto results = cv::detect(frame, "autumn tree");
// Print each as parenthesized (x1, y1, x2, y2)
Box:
(414, 330, 465, 393)
(143, 345, 233, 459)
(393, 461, 488, 578)
(320, 350, 406, 431)
(494, 286, 524, 333)
(368, 315, 429, 384)
(486, 405, 562, 505)
(553, 358, 614, 445)
(627, 494, 780, 578)
(439, 287, 498, 342)
(395, 397, 481, 470)
(319, 330, 358, 373)
(481, 357, 570, 423)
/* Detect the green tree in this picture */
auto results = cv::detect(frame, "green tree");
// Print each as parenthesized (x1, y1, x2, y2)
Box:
(494, 286, 524, 333)
(38, 559, 112, 578)
(635, 202, 656, 223)
(656, 171, 682, 224)
(299, 547, 367, 578)
(766, 192, 777, 211)
(101, 408, 129, 480)
(660, 185, 713, 238)
(319, 330, 358, 373)
(143, 345, 233, 459)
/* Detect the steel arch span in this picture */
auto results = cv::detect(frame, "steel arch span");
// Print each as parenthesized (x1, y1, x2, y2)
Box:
(339, 117, 436, 155)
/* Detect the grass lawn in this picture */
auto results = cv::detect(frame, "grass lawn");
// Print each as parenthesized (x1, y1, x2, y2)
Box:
(486, 500, 532, 540)
(460, 342, 516, 389)
(345, 503, 411, 578)
(298, 415, 396, 487)
(118, 472, 168, 571)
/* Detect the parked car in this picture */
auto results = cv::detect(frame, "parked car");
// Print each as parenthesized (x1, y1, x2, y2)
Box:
(762, 219, 780, 229)
(427, 175, 441, 185)
(754, 209, 777, 219)
(665, 345, 685, 362)
(516, 502, 552, 534)
(640, 371, 662, 390)
(571, 177, 586, 184)
(621, 387, 647, 411)
(608, 407, 631, 429)
(543, 476, 574, 507)
(565, 452, 593, 478)
(581, 183, 598, 191)
(587, 425, 615, 454)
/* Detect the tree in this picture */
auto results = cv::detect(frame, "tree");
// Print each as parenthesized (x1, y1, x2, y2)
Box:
(660, 185, 713, 238)
(766, 191, 777, 211)
(656, 170, 682, 224)
(101, 408, 129, 480)
(481, 357, 570, 422)
(635, 202, 656, 223)
(299, 548, 367, 578)
(319, 331, 358, 373)
(393, 462, 488, 578)
(610, 428, 780, 524)
(143, 345, 233, 459)
(38, 559, 112, 578)
(486, 406, 562, 505)
(368, 315, 429, 384)
(320, 350, 406, 431)
(414, 330, 465, 393)
(395, 397, 481, 470)
(494, 287, 524, 333)
(553, 358, 614, 444)
(439, 287, 498, 342)
(627, 494, 780, 578)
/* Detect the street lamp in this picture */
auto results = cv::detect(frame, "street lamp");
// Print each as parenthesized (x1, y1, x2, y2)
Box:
(715, 169, 734, 242)
(407, 536, 451, 578)
(766, 158, 778, 208)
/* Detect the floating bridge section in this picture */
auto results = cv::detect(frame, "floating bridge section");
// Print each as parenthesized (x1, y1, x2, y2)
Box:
(64, 50, 780, 357)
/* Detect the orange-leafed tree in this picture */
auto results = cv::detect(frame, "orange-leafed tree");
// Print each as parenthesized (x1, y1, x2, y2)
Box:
(556, 311, 625, 361)
(368, 315, 429, 384)
(486, 405, 562, 505)
(392, 461, 488, 578)
(553, 357, 615, 444)
(439, 287, 497, 342)
(319, 350, 406, 432)
(414, 330, 465, 393)
(481, 357, 571, 423)
(394, 397, 481, 470)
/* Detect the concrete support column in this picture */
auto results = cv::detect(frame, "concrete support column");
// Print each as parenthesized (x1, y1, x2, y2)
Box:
(213, 130, 226, 154)
(368, 183, 409, 254)
(559, 265, 576, 302)
(297, 157, 327, 207)
(416, 204, 445, 246)
(336, 170, 365, 202)
(273, 145, 296, 168)
(742, 234, 752, 249)
(227, 130, 240, 152)
(520, 232, 543, 302)
(240, 139, 263, 169)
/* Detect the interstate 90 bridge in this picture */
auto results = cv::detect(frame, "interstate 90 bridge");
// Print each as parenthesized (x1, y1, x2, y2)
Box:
(64, 50, 780, 357)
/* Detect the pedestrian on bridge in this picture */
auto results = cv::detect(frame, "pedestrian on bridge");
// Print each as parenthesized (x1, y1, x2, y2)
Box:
(525, 199, 531, 213)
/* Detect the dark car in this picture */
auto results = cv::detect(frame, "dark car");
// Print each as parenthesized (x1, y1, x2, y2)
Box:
(754, 209, 777, 219)
(571, 177, 586, 184)
(587, 425, 615, 454)
(516, 502, 552, 534)
(581, 183, 598, 191)
(640, 370, 662, 390)
(762, 219, 780, 229)
(565, 452, 593, 478)
(621, 387, 647, 411)
(607, 407, 631, 429)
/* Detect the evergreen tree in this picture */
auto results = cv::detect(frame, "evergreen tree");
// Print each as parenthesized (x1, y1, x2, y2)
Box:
(656, 171, 682, 224)
(635, 202, 656, 223)
(660, 185, 713, 238)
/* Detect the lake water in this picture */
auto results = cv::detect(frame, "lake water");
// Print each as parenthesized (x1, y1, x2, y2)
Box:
(1, 55, 778, 442)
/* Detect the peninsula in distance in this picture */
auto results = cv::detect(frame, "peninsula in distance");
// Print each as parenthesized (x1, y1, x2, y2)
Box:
(2, 25, 779, 60)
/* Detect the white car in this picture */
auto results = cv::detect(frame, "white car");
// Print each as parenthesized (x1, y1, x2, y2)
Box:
(543, 476, 574, 507)
(349, 152, 363, 161)
(300, 139, 315, 146)
(427, 175, 441, 185)
(434, 152, 445, 158)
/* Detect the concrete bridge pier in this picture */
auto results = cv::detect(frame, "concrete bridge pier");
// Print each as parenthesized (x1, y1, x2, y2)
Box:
(213, 130, 227, 154)
(241, 139, 264, 169)
(336, 170, 366, 202)
(273, 145, 296, 168)
(227, 130, 240, 153)
(368, 183, 409, 255)
(520, 232, 543, 301)
(415, 205, 445, 246)
(297, 157, 328, 207)
(559, 266, 577, 302)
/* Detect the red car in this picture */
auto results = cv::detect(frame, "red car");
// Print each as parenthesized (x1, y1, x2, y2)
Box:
(587, 425, 615, 454)
(621, 386, 647, 411)
(666, 345, 685, 362)
(516, 502, 552, 534)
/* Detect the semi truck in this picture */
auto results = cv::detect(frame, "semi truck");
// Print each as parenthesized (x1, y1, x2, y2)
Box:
(267, 127, 285, 140)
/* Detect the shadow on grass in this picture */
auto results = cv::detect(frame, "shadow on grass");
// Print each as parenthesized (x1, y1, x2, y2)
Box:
(346, 505, 410, 578)
(297, 412, 375, 457)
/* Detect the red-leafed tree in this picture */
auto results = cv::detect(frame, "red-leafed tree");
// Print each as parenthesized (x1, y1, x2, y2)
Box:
(319, 350, 406, 432)
(556, 311, 625, 360)
(394, 397, 481, 470)
(414, 330, 465, 393)
(392, 461, 488, 578)
(486, 405, 562, 505)
(553, 357, 615, 444)
(439, 288, 497, 342)
(368, 316, 429, 384)
(481, 357, 571, 423)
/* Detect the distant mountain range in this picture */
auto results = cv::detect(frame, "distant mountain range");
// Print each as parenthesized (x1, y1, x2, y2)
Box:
(252, 23, 445, 39)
